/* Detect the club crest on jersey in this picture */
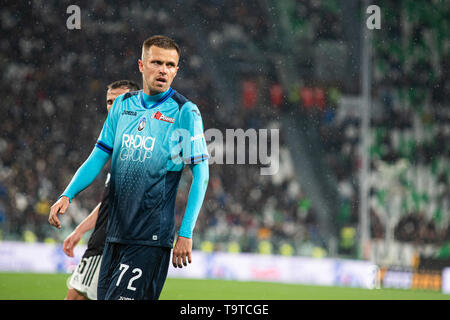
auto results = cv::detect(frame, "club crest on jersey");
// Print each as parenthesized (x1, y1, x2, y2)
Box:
(137, 116, 146, 131)
(151, 111, 175, 124)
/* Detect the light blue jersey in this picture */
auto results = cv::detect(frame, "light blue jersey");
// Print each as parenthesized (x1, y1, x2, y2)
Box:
(95, 88, 209, 247)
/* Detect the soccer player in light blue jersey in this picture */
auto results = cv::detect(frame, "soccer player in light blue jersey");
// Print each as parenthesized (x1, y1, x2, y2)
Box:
(49, 35, 209, 300)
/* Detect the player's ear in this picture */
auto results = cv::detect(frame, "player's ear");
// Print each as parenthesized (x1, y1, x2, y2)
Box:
(138, 59, 144, 73)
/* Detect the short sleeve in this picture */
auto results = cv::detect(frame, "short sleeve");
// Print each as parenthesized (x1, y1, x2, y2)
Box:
(178, 102, 209, 164)
(95, 95, 122, 154)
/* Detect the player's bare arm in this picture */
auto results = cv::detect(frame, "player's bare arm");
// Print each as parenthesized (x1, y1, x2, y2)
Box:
(63, 202, 101, 257)
(48, 196, 70, 229)
(172, 236, 193, 268)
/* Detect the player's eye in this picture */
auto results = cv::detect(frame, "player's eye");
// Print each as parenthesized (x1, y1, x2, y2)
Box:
(107, 100, 113, 105)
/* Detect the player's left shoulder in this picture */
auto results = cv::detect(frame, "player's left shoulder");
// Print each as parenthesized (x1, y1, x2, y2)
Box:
(179, 100, 202, 118)
(170, 89, 190, 109)
(170, 90, 200, 113)
(168, 90, 204, 125)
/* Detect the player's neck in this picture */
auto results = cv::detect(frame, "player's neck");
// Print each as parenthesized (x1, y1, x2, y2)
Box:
(144, 87, 170, 97)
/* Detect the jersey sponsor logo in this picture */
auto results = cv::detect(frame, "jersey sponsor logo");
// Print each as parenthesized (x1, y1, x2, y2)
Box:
(120, 133, 155, 162)
(151, 111, 175, 124)
(122, 134, 155, 151)
(122, 110, 137, 116)
(137, 116, 147, 131)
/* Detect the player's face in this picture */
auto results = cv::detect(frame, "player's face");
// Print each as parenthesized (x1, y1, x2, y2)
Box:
(138, 45, 179, 95)
(106, 87, 130, 112)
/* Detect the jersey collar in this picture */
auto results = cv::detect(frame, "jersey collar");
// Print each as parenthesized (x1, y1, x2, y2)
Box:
(140, 88, 174, 110)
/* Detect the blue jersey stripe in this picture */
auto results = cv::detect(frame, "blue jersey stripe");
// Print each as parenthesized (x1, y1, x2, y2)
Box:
(96, 140, 113, 152)
(183, 154, 210, 164)
(96, 141, 113, 154)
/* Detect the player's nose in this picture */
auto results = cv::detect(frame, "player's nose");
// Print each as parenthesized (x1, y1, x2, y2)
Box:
(159, 64, 168, 74)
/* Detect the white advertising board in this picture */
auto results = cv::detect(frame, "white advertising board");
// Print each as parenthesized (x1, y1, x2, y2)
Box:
(0, 241, 85, 273)
(0, 241, 378, 289)
(442, 267, 450, 294)
(169, 251, 379, 289)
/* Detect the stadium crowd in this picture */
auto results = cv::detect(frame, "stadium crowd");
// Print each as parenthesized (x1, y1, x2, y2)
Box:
(0, 1, 319, 257)
(0, 0, 448, 259)
(314, 0, 450, 254)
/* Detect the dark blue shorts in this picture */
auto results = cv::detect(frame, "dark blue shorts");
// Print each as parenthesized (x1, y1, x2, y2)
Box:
(97, 242, 171, 300)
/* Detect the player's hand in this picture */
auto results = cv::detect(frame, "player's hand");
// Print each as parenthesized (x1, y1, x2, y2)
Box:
(172, 236, 192, 268)
(63, 230, 82, 257)
(48, 196, 70, 229)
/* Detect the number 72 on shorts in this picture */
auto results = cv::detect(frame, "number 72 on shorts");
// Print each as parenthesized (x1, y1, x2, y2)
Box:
(116, 263, 143, 291)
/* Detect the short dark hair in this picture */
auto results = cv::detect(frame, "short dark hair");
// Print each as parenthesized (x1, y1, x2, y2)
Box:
(107, 80, 140, 91)
(142, 35, 180, 57)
